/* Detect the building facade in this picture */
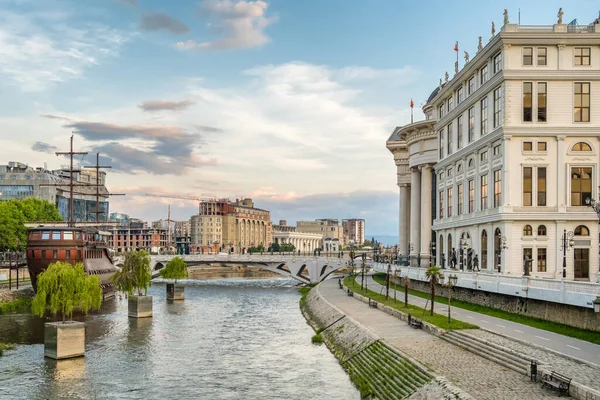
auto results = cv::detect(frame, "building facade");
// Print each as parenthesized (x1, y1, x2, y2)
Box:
(342, 218, 366, 246)
(389, 14, 600, 281)
(108, 221, 170, 253)
(296, 219, 344, 247)
(0, 161, 109, 222)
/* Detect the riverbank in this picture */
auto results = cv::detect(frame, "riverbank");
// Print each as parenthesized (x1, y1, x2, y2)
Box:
(301, 281, 471, 399)
(0, 288, 33, 314)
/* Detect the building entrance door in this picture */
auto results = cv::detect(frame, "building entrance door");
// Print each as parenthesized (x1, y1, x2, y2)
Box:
(573, 248, 589, 280)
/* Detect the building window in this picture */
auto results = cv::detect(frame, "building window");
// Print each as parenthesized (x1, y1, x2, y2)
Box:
(41, 231, 50, 240)
(480, 97, 488, 135)
(538, 225, 547, 236)
(52, 231, 61, 240)
(574, 83, 590, 122)
(523, 82, 533, 122)
(523, 141, 533, 151)
(493, 87, 502, 128)
(457, 183, 463, 215)
(439, 129, 444, 158)
(537, 248, 547, 272)
(53, 250, 58, 259)
(447, 187, 453, 217)
(537, 142, 547, 151)
(467, 107, 474, 143)
(536, 82, 547, 122)
(480, 151, 488, 162)
(493, 170, 502, 208)
(468, 77, 475, 95)
(523, 248, 533, 273)
(439, 191, 444, 218)
(523, 47, 533, 65)
(63, 231, 73, 240)
(493, 144, 501, 156)
(572, 142, 592, 151)
(447, 168, 453, 178)
(480, 65, 488, 85)
(468, 158, 474, 168)
(457, 115, 463, 149)
(41, 250, 46, 259)
(493, 52, 502, 73)
(447, 97, 453, 112)
(523, 167, 532, 206)
(447, 123, 453, 155)
(457, 164, 463, 173)
(77, 250, 82, 259)
(438, 105, 444, 119)
(457, 87, 464, 104)
(537, 47, 547, 66)
(481, 174, 488, 210)
(574, 225, 590, 236)
(537, 167, 547, 206)
(523, 225, 533, 236)
(571, 167, 592, 206)
(481, 230, 488, 269)
(439, 171, 444, 181)
(574, 47, 591, 66)
(468, 179, 474, 213)
(66, 250, 71, 259)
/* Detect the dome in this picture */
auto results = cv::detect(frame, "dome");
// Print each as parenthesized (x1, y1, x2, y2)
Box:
(426, 85, 442, 104)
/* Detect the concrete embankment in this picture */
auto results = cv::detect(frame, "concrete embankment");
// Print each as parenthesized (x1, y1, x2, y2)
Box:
(301, 284, 472, 400)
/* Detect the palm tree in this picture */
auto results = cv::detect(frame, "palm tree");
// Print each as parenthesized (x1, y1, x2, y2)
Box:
(425, 266, 442, 316)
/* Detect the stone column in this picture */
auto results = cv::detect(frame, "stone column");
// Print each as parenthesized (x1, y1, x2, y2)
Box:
(398, 184, 410, 256)
(409, 168, 421, 266)
(420, 165, 433, 264)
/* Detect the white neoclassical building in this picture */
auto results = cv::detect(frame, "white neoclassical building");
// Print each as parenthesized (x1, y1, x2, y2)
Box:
(389, 11, 600, 282)
(273, 231, 323, 253)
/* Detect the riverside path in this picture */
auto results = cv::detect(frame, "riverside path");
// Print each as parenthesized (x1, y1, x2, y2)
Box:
(365, 275, 600, 366)
(317, 278, 554, 399)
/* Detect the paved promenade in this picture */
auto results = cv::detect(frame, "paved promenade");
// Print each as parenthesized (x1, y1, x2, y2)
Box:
(317, 279, 555, 399)
(365, 275, 600, 365)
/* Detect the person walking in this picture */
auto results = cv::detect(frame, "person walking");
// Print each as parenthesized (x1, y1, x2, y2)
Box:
(473, 254, 480, 271)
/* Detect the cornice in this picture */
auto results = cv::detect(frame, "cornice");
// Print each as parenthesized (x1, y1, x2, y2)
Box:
(435, 128, 504, 169)
(405, 130, 437, 147)
(503, 70, 600, 80)
(502, 126, 600, 135)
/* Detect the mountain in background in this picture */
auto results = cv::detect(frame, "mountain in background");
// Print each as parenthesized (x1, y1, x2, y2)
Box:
(367, 235, 398, 246)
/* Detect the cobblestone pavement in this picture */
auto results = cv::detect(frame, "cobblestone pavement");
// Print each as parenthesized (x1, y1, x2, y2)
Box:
(469, 329, 600, 391)
(319, 279, 558, 399)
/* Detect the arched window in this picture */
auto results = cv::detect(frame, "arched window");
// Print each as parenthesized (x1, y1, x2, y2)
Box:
(572, 142, 592, 152)
(537, 225, 547, 236)
(468, 158, 474, 168)
(447, 233, 453, 264)
(574, 225, 590, 236)
(494, 228, 502, 272)
(523, 225, 532, 236)
(457, 164, 463, 173)
(439, 234, 444, 266)
(481, 230, 488, 270)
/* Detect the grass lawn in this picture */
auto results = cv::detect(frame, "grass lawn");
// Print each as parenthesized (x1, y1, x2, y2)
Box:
(344, 275, 478, 331)
(373, 273, 600, 345)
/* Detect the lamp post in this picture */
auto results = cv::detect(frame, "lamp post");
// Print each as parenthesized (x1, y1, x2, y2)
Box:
(446, 274, 458, 325)
(386, 256, 391, 300)
(560, 230, 575, 279)
(361, 253, 367, 292)
(585, 196, 600, 220)
(429, 241, 436, 267)
(408, 242, 414, 267)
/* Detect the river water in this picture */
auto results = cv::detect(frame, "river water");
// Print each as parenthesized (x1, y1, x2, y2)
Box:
(0, 278, 359, 399)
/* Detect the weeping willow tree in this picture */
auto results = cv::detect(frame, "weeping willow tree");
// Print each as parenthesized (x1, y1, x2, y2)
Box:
(159, 257, 188, 283)
(32, 262, 102, 322)
(112, 250, 152, 296)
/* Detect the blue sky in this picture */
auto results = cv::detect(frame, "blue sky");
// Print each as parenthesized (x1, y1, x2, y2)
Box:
(1, 0, 598, 237)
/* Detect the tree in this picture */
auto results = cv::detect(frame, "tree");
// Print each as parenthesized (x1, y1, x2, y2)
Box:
(111, 250, 152, 296)
(32, 262, 102, 322)
(402, 275, 410, 307)
(269, 242, 280, 252)
(279, 243, 296, 252)
(159, 257, 188, 283)
(0, 199, 62, 251)
(425, 266, 442, 316)
(248, 244, 265, 253)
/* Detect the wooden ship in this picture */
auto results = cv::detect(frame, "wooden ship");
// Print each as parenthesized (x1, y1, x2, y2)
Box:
(25, 136, 123, 298)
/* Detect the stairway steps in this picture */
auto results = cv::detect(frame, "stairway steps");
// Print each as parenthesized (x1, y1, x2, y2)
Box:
(352, 350, 412, 399)
(371, 343, 432, 384)
(446, 331, 530, 369)
(350, 351, 408, 399)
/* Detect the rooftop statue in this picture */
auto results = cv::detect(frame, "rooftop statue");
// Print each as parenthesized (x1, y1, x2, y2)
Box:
(557, 8, 563, 24)
(445, 71, 449, 83)
(478, 36, 483, 52)
(464, 51, 470, 63)
(492, 21, 496, 36)
(439, 78, 442, 89)
(503, 9, 509, 25)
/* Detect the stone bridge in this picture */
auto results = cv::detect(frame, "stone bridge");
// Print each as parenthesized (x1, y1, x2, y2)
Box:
(112, 253, 365, 284)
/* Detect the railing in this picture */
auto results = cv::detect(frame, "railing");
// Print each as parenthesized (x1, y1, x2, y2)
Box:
(567, 25, 594, 33)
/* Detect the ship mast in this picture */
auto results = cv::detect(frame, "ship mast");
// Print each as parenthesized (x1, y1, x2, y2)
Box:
(84, 153, 125, 224)
(54, 135, 88, 227)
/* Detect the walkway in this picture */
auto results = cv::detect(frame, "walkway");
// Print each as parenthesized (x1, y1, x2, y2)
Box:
(365, 275, 600, 365)
(317, 279, 554, 400)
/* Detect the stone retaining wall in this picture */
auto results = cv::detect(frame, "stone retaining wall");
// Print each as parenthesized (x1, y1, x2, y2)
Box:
(396, 277, 600, 332)
(0, 288, 33, 304)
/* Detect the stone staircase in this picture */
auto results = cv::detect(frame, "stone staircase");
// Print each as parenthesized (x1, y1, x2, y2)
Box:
(441, 331, 531, 375)
(346, 340, 433, 399)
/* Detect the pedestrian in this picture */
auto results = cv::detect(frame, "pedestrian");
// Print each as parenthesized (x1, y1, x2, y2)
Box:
(473, 254, 480, 271)
(451, 248, 457, 269)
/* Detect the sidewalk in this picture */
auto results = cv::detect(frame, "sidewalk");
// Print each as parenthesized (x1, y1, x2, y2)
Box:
(318, 279, 554, 400)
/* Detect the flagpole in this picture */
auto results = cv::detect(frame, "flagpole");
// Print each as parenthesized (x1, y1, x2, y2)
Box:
(410, 99, 414, 124)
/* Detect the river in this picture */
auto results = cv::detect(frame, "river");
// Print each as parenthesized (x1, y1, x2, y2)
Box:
(0, 277, 359, 399)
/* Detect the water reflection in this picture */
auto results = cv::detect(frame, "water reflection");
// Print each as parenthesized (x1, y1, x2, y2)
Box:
(0, 277, 359, 400)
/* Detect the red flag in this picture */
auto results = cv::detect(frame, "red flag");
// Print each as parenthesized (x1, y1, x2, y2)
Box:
(454, 41, 459, 52)
(410, 99, 414, 108)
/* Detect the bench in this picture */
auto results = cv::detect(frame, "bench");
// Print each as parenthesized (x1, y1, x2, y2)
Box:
(541, 371, 571, 396)
(368, 299, 377, 308)
(408, 317, 423, 329)
(347, 289, 353, 297)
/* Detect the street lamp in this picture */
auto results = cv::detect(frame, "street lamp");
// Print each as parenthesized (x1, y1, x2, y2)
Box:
(560, 230, 575, 279)
(446, 274, 458, 325)
(429, 241, 436, 267)
(585, 196, 600, 219)
(460, 239, 469, 271)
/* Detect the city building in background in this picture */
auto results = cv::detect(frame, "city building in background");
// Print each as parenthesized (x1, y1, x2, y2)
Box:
(388, 15, 600, 281)
(342, 219, 366, 246)
(272, 221, 323, 252)
(0, 161, 109, 222)
(296, 219, 344, 247)
(108, 220, 170, 253)
(109, 212, 130, 227)
(174, 220, 192, 254)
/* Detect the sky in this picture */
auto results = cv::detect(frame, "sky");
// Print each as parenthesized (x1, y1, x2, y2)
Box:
(1, 0, 598, 237)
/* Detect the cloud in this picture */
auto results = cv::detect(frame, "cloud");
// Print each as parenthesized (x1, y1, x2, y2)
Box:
(138, 99, 195, 112)
(336, 66, 421, 84)
(140, 12, 189, 35)
(176, 0, 275, 51)
(195, 125, 224, 133)
(117, 0, 137, 6)
(31, 141, 58, 154)
(0, 10, 128, 91)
